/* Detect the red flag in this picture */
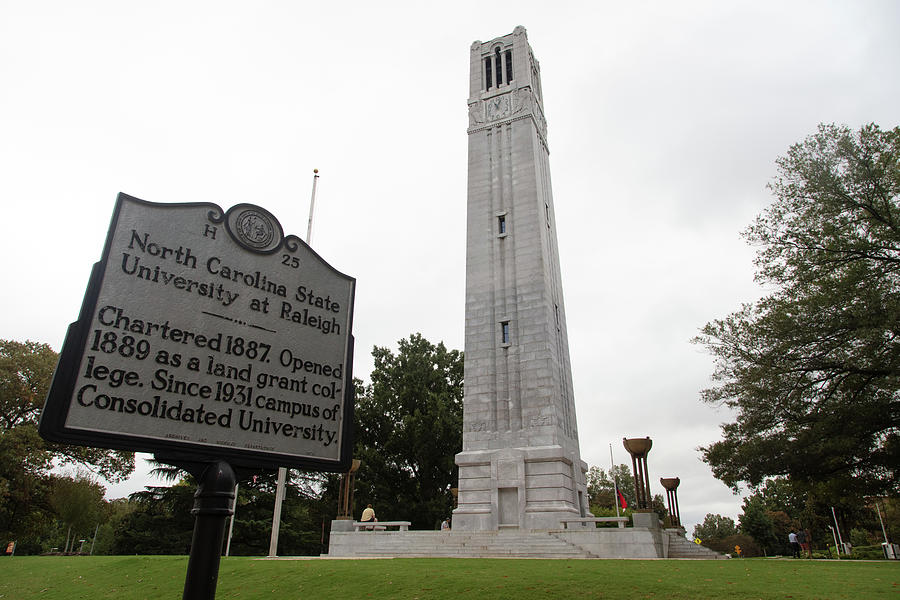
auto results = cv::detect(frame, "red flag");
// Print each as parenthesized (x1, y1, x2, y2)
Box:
(617, 490, 628, 509)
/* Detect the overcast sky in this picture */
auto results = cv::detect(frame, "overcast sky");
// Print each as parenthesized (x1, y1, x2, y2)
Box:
(2, 1, 898, 533)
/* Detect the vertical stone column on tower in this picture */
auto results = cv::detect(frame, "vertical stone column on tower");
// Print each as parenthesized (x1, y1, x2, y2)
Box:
(453, 26, 590, 531)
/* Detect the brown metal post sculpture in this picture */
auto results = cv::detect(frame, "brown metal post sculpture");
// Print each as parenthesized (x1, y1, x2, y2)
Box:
(659, 477, 681, 528)
(336, 459, 361, 519)
(622, 437, 653, 510)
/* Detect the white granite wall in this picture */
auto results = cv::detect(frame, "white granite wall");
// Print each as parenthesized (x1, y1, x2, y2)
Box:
(454, 27, 588, 532)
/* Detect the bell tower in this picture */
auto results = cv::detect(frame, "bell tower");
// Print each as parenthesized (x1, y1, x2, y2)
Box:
(453, 27, 589, 531)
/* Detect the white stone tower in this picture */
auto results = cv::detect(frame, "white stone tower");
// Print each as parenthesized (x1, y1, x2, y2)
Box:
(453, 27, 589, 531)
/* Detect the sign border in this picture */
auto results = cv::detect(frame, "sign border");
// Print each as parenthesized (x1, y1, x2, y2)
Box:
(39, 193, 355, 472)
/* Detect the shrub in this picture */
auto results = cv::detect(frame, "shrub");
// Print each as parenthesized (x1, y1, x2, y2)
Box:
(704, 534, 761, 557)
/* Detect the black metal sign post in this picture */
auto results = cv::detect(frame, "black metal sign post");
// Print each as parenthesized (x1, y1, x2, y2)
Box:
(40, 194, 355, 600)
(179, 459, 236, 600)
(157, 453, 274, 599)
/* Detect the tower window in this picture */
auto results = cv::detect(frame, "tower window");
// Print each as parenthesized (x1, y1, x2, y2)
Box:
(505, 50, 513, 84)
(495, 48, 502, 87)
(485, 57, 493, 90)
(501, 321, 510, 345)
(498, 215, 506, 235)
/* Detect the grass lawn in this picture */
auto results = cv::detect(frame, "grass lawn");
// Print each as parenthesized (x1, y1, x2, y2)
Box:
(0, 556, 897, 599)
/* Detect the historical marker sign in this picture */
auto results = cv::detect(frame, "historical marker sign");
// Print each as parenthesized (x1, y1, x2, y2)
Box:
(40, 193, 355, 471)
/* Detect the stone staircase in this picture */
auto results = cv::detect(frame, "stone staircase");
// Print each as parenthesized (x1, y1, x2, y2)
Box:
(329, 528, 730, 559)
(329, 530, 597, 558)
(666, 532, 727, 559)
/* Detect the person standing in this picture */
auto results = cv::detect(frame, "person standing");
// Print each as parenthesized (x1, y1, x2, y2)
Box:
(789, 530, 801, 558)
(797, 529, 808, 558)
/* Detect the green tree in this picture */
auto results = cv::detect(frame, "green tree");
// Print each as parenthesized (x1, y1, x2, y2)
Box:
(227, 471, 328, 556)
(0, 340, 134, 553)
(649, 493, 669, 519)
(586, 464, 635, 509)
(107, 469, 330, 556)
(695, 124, 900, 500)
(749, 477, 809, 516)
(703, 533, 762, 557)
(0, 340, 133, 481)
(90, 498, 136, 555)
(767, 509, 798, 555)
(736, 477, 867, 555)
(849, 527, 872, 547)
(692, 513, 738, 542)
(586, 464, 634, 510)
(353, 333, 463, 530)
(873, 497, 900, 547)
(739, 495, 778, 554)
(586, 465, 635, 525)
(48, 472, 105, 552)
(112, 482, 195, 554)
(585, 464, 669, 523)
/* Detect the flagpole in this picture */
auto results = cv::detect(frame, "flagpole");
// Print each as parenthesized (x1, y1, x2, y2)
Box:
(609, 443, 620, 518)
(225, 483, 238, 556)
(306, 168, 320, 245)
(269, 168, 320, 558)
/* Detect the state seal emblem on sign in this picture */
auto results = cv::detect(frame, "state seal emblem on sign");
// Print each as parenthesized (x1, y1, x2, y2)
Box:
(236, 209, 274, 248)
(222, 203, 285, 254)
